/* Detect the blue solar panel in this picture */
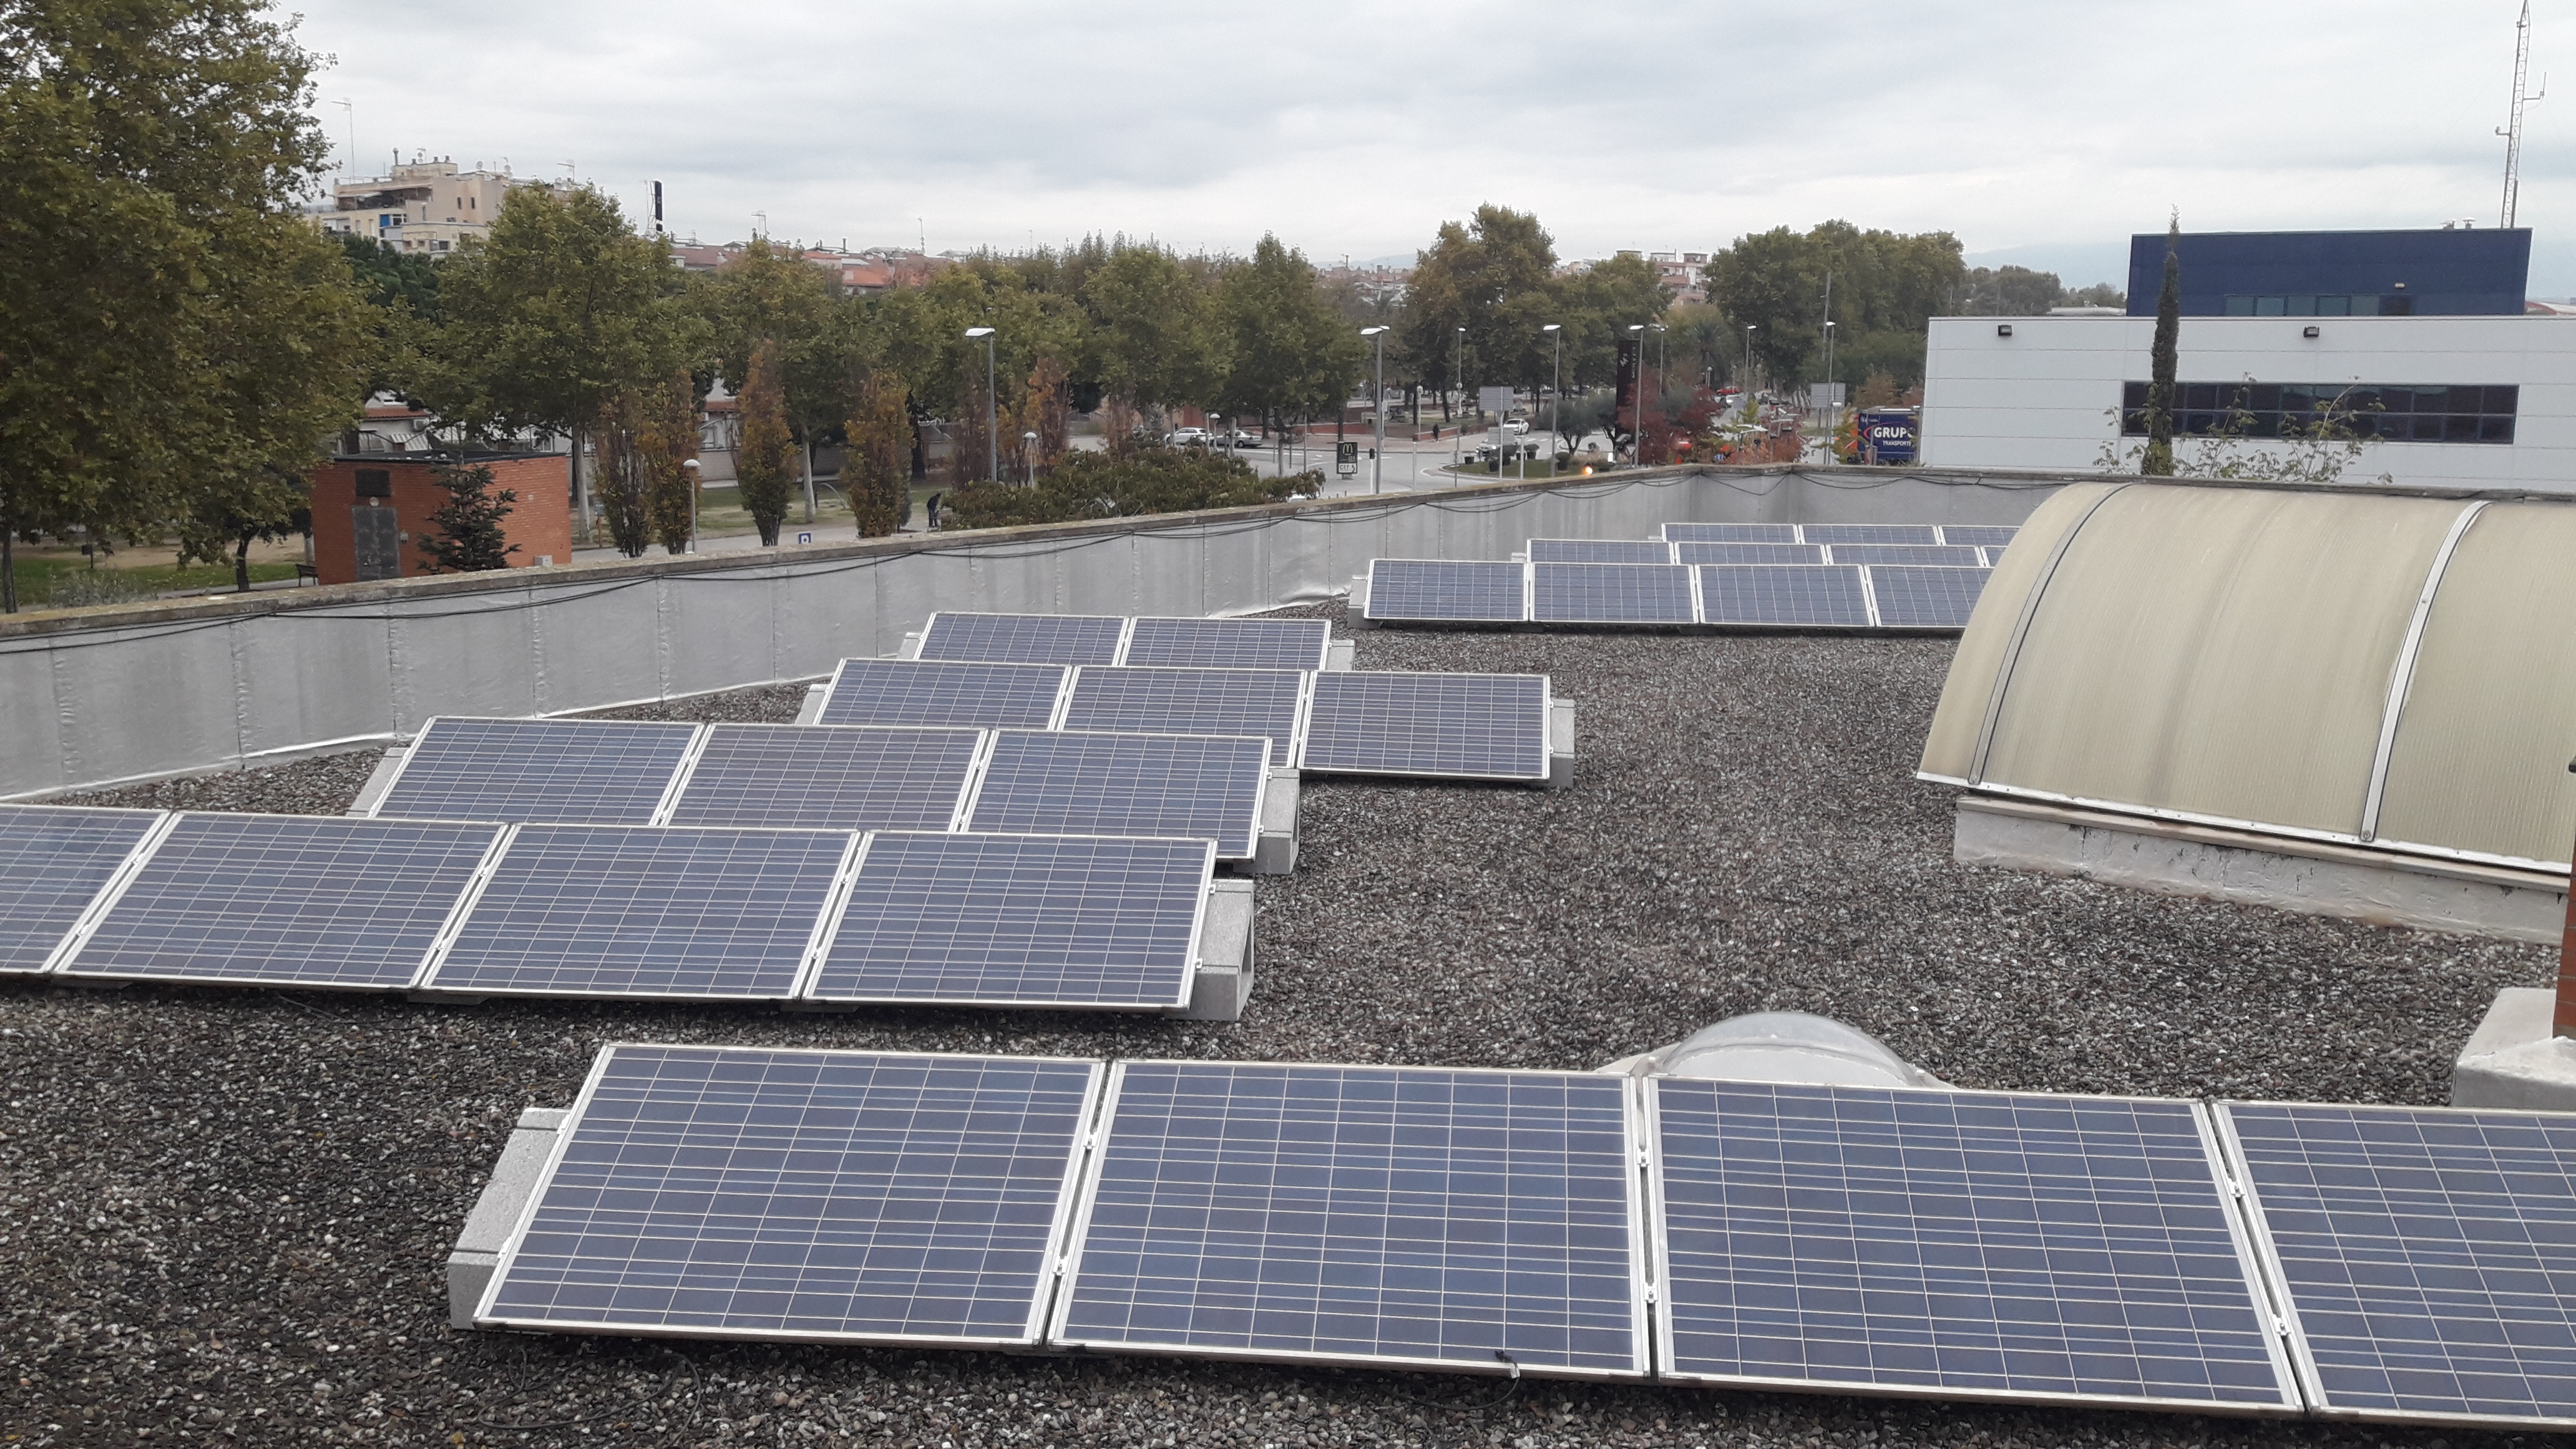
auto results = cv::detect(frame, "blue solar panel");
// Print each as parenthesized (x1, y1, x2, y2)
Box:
(1804, 524, 1939, 545)
(807, 832, 1211, 1008)
(2225, 1102, 2576, 1426)
(1526, 539, 1676, 564)
(375, 717, 700, 825)
(1363, 560, 1526, 622)
(1870, 566, 1993, 629)
(57, 814, 504, 988)
(479, 1044, 1100, 1346)
(1674, 542, 1827, 566)
(1695, 565, 1873, 627)
(817, 659, 1069, 730)
(1662, 523, 1800, 544)
(1530, 562, 1696, 624)
(1943, 525, 2021, 549)
(920, 612, 1127, 665)
(0, 805, 164, 975)
(1654, 1081, 2296, 1411)
(1053, 1061, 1646, 1377)
(1300, 672, 1549, 781)
(663, 724, 981, 831)
(1063, 666, 1307, 767)
(423, 824, 855, 999)
(965, 731, 1267, 860)
(1825, 544, 1986, 568)
(1122, 617, 1331, 671)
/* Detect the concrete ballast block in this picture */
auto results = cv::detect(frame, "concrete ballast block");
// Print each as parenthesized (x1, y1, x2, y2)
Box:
(1251, 768, 1300, 874)
(344, 747, 407, 817)
(1324, 638, 1355, 671)
(1346, 575, 1376, 629)
(2452, 988, 2576, 1111)
(792, 683, 829, 725)
(444, 1106, 568, 1327)
(1545, 701, 1576, 791)
(1175, 880, 1256, 1021)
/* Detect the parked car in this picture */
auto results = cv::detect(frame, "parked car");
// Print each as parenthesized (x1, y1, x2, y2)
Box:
(1501, 417, 1530, 436)
(1166, 427, 1212, 446)
(1223, 429, 1260, 449)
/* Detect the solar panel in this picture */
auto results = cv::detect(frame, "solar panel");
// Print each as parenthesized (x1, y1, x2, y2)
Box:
(1662, 523, 1800, 544)
(1824, 544, 1986, 568)
(374, 717, 700, 825)
(1653, 1081, 2296, 1412)
(1804, 524, 1940, 545)
(1062, 666, 1307, 768)
(422, 824, 856, 1000)
(1674, 542, 1828, 566)
(919, 611, 1127, 665)
(807, 832, 1211, 1008)
(965, 731, 1267, 860)
(1695, 565, 1873, 627)
(2223, 1101, 2576, 1427)
(0, 805, 165, 975)
(1300, 671, 1550, 781)
(1362, 559, 1526, 622)
(479, 1043, 1101, 1347)
(1869, 566, 1993, 629)
(56, 813, 503, 989)
(1943, 525, 2021, 549)
(1530, 562, 1697, 625)
(817, 659, 1070, 730)
(1122, 617, 1332, 671)
(1526, 539, 1676, 564)
(662, 724, 981, 831)
(1052, 1061, 1647, 1378)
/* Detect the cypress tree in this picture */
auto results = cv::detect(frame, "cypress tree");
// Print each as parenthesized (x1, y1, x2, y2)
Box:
(419, 464, 520, 572)
(2142, 216, 2182, 477)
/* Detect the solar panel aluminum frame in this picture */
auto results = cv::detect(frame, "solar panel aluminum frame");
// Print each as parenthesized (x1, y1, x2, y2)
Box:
(1045, 1060, 1654, 1382)
(962, 730, 1271, 863)
(22, 809, 178, 976)
(2204, 1100, 2576, 1431)
(947, 730, 1001, 832)
(363, 717, 706, 822)
(1292, 673, 1556, 783)
(1856, 566, 1885, 628)
(472, 1044, 1111, 1350)
(919, 610, 1133, 667)
(1641, 1081, 2305, 1417)
(642, 726, 719, 826)
(791, 832, 1215, 1010)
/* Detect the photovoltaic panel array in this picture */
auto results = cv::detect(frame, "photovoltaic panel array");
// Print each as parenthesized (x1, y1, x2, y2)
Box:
(920, 611, 1127, 666)
(1302, 671, 1550, 781)
(808, 832, 1211, 1008)
(1053, 1061, 1646, 1378)
(817, 659, 1069, 730)
(1871, 567, 1993, 628)
(0, 805, 163, 975)
(1824, 544, 1987, 568)
(1526, 539, 1676, 564)
(1530, 562, 1696, 625)
(1805, 524, 1940, 545)
(1695, 565, 1873, 627)
(1675, 542, 1827, 566)
(2224, 1102, 2576, 1427)
(1122, 617, 1331, 671)
(1943, 525, 2021, 549)
(1062, 666, 1307, 767)
(374, 718, 701, 825)
(663, 724, 981, 832)
(1662, 523, 1800, 544)
(423, 824, 854, 1000)
(56, 814, 504, 989)
(966, 730, 1267, 860)
(1362, 560, 1525, 622)
(1654, 1081, 2296, 1412)
(479, 1045, 1100, 1346)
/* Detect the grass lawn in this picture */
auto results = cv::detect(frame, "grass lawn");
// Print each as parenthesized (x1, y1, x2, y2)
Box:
(6, 555, 303, 608)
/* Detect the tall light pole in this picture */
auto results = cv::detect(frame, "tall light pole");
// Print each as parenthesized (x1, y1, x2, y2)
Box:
(963, 326, 996, 483)
(1742, 324, 1757, 396)
(1360, 326, 1388, 494)
(1541, 323, 1561, 476)
(1452, 326, 1466, 475)
(683, 457, 701, 554)
(1627, 324, 1647, 467)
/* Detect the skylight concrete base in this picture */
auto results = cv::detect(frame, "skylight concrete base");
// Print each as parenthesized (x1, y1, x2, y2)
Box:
(344, 747, 407, 816)
(1174, 880, 1256, 1021)
(1546, 702, 1576, 791)
(1250, 769, 1300, 874)
(446, 1106, 566, 1328)
(2451, 988, 2576, 1111)
(1954, 794, 2568, 944)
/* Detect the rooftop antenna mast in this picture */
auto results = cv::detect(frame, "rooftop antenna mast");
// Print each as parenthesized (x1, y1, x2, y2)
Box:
(2500, 0, 2546, 228)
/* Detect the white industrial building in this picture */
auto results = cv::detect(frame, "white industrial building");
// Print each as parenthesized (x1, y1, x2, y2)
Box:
(1920, 314, 2576, 494)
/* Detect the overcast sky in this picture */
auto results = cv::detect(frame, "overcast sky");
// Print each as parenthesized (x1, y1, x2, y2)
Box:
(291, 0, 2576, 294)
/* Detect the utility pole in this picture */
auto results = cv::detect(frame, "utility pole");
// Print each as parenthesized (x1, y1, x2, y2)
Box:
(1360, 327, 1388, 494)
(2501, 0, 2545, 229)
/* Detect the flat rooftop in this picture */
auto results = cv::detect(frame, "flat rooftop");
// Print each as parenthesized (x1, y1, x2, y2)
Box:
(9, 607, 2551, 1445)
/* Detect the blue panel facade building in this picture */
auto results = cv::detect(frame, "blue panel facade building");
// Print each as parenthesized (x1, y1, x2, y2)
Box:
(2125, 229, 2530, 318)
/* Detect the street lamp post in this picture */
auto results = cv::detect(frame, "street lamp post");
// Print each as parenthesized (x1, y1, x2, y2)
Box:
(1540, 323, 1562, 480)
(1022, 431, 1038, 487)
(683, 457, 701, 554)
(1627, 324, 1647, 467)
(963, 326, 996, 483)
(1452, 326, 1465, 476)
(1360, 326, 1388, 495)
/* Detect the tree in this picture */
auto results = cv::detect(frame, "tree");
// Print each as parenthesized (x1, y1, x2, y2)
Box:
(944, 445, 1318, 529)
(419, 463, 519, 572)
(695, 239, 856, 524)
(634, 370, 700, 555)
(422, 185, 687, 539)
(1399, 206, 1559, 418)
(2144, 218, 2182, 477)
(736, 340, 795, 545)
(338, 233, 442, 403)
(845, 373, 911, 537)
(0, 0, 361, 611)
(1956, 265, 2065, 316)
(595, 395, 656, 558)
(1079, 244, 1224, 413)
(1704, 222, 1965, 388)
(1213, 236, 1363, 441)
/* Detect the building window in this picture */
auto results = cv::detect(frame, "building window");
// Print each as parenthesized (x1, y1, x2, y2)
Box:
(2120, 381, 2517, 443)
(2223, 295, 2393, 316)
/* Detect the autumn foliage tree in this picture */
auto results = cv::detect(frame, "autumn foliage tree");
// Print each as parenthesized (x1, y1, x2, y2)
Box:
(735, 340, 794, 545)
(844, 373, 911, 537)
(636, 370, 700, 555)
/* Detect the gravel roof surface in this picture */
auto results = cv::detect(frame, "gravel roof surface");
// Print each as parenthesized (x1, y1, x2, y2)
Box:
(6, 606, 2552, 1448)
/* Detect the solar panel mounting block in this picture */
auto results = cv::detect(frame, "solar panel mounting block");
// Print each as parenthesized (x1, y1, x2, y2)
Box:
(370, 716, 703, 825)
